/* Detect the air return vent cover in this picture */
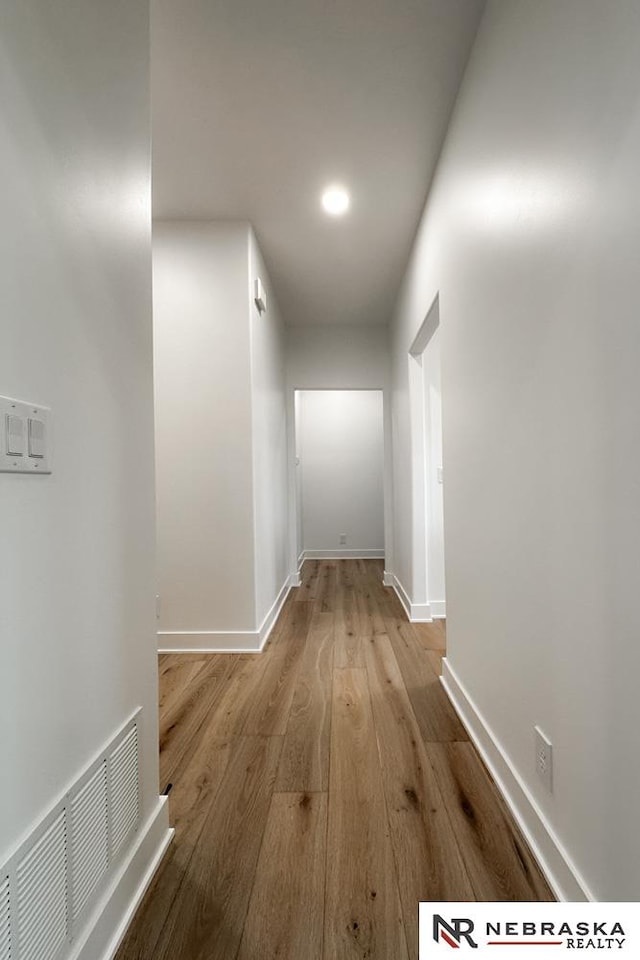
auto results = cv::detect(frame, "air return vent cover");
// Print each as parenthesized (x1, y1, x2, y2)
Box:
(16, 811, 67, 960)
(108, 726, 139, 860)
(69, 763, 109, 922)
(1, 875, 11, 960)
(0, 710, 141, 960)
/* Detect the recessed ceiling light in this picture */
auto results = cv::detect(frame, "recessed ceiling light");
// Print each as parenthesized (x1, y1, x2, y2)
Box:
(321, 184, 350, 216)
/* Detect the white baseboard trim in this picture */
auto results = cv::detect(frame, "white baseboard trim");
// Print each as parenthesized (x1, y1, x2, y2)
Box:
(441, 659, 593, 903)
(301, 548, 385, 560)
(388, 573, 433, 622)
(158, 578, 292, 653)
(430, 599, 446, 619)
(258, 578, 291, 647)
(382, 570, 394, 587)
(391, 574, 413, 619)
(289, 553, 304, 586)
(409, 600, 432, 622)
(74, 795, 173, 960)
(158, 629, 262, 653)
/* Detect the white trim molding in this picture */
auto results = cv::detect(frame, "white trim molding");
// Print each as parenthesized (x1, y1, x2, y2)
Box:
(158, 578, 292, 653)
(76, 796, 173, 960)
(441, 659, 593, 903)
(288, 551, 305, 587)
(429, 599, 446, 619)
(300, 548, 384, 560)
(157, 629, 263, 654)
(257, 579, 291, 647)
(382, 570, 394, 587)
(387, 572, 434, 623)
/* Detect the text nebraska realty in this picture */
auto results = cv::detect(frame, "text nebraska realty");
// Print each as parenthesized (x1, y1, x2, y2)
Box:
(435, 916, 627, 950)
(486, 921, 625, 949)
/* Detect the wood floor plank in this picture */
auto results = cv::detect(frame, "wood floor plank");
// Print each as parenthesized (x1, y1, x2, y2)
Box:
(237, 792, 327, 960)
(381, 603, 468, 742)
(425, 649, 443, 676)
(276, 612, 334, 791)
(408, 619, 446, 653)
(267, 597, 315, 651)
(425, 741, 554, 901)
(158, 656, 209, 722)
(199, 653, 272, 739)
(364, 635, 474, 958)
(335, 560, 355, 608)
(354, 583, 386, 636)
(380, 586, 405, 619)
(334, 600, 365, 668)
(241, 644, 305, 736)
(315, 561, 337, 612)
(263, 594, 296, 647)
(118, 560, 554, 960)
(325, 668, 409, 960)
(160, 656, 240, 787)
(153, 735, 283, 960)
(297, 559, 320, 600)
(241, 603, 312, 736)
(116, 736, 233, 960)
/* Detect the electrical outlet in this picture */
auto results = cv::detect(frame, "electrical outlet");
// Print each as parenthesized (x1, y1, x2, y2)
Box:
(534, 726, 553, 792)
(339, 533, 347, 545)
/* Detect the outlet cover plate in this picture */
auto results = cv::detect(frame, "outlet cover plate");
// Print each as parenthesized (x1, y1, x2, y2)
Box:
(534, 725, 553, 793)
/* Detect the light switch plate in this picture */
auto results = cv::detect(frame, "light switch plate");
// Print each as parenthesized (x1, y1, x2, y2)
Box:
(1, 396, 52, 473)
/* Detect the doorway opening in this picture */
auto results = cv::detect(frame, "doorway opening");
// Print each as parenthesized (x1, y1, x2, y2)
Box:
(409, 295, 446, 619)
(293, 389, 384, 564)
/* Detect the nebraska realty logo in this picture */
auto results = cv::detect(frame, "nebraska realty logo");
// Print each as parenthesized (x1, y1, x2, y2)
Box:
(420, 903, 638, 958)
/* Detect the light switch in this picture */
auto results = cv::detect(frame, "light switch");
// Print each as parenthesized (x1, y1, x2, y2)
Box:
(1, 396, 51, 473)
(6, 414, 25, 456)
(28, 418, 45, 458)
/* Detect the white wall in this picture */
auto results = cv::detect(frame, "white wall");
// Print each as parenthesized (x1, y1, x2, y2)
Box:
(154, 222, 288, 645)
(248, 230, 289, 626)
(390, 0, 640, 901)
(287, 323, 388, 389)
(297, 391, 384, 555)
(154, 222, 255, 635)
(0, 0, 163, 920)
(285, 323, 392, 573)
(153, 221, 255, 633)
(423, 327, 445, 611)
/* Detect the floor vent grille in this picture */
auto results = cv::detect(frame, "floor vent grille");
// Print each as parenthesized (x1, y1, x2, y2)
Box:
(0, 710, 141, 960)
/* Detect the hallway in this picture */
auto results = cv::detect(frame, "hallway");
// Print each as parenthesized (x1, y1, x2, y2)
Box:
(116, 560, 552, 960)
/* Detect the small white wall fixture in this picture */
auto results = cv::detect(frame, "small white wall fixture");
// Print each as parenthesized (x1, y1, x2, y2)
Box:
(405, 294, 446, 622)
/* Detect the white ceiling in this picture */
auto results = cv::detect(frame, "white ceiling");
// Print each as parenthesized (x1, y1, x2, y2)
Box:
(151, 0, 486, 326)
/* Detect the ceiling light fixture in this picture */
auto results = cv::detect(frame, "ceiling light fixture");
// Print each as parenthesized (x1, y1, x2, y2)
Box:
(321, 184, 350, 217)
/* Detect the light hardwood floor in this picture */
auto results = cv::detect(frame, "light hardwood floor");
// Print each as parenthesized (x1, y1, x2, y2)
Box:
(116, 559, 553, 960)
